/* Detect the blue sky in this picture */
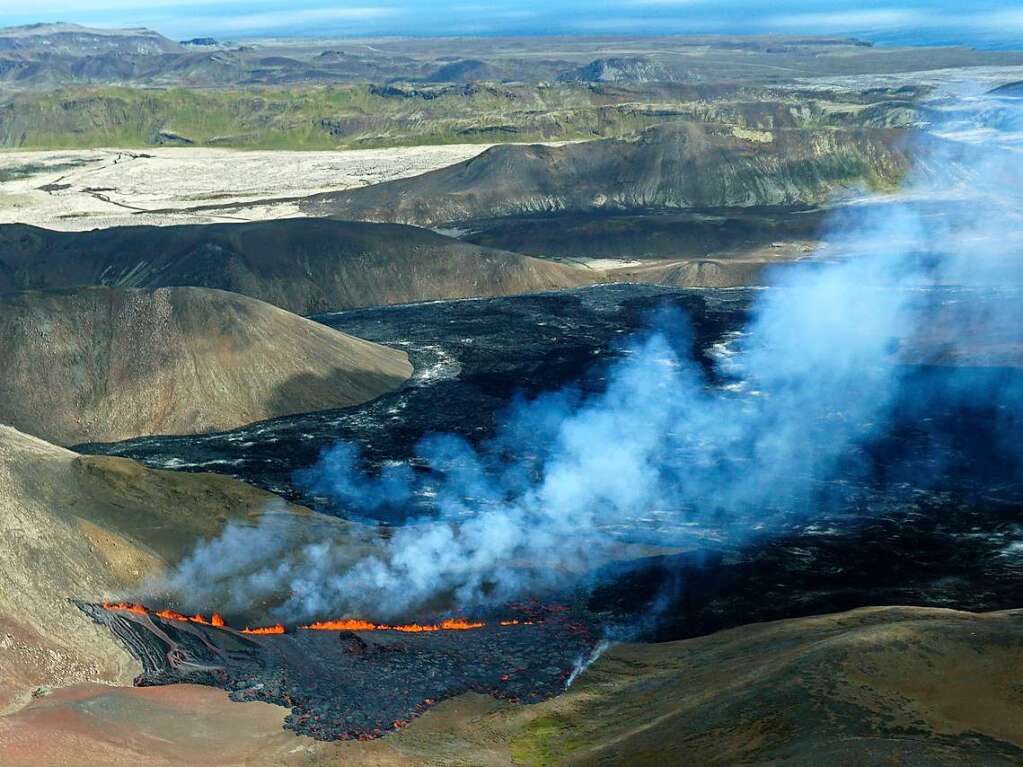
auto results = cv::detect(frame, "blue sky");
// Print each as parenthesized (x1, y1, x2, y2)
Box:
(1, 0, 1022, 47)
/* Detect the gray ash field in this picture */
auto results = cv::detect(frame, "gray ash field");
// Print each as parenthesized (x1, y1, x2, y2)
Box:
(79, 285, 1023, 642)
(78, 600, 599, 741)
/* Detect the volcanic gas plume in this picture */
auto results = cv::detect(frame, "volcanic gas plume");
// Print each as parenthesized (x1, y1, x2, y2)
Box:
(149, 94, 1023, 629)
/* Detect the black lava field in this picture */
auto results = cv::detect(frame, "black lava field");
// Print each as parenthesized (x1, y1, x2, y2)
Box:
(80, 285, 1023, 643)
(79, 600, 599, 741)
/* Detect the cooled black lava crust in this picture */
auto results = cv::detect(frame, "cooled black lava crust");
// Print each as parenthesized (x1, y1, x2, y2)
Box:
(78, 601, 598, 741)
(78, 285, 1023, 642)
(76, 286, 748, 507)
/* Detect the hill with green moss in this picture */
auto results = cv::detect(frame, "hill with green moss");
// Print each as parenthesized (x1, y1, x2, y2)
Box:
(302, 123, 914, 226)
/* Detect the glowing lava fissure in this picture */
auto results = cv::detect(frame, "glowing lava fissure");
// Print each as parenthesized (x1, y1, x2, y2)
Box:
(83, 599, 598, 742)
(240, 624, 286, 635)
(301, 617, 485, 632)
(101, 602, 490, 635)
(102, 602, 228, 628)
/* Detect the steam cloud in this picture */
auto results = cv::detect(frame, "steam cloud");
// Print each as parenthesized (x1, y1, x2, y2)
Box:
(160, 92, 1023, 623)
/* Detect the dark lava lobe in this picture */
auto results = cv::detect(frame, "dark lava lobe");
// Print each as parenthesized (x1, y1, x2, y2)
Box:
(77, 601, 599, 741)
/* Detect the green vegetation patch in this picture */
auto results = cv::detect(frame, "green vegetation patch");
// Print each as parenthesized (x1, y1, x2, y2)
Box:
(0, 84, 628, 150)
(0, 83, 919, 151)
(510, 712, 586, 766)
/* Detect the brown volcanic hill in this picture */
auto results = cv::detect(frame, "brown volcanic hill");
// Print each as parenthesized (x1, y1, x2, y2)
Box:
(0, 425, 357, 715)
(300, 123, 915, 227)
(506, 606, 1023, 766)
(0, 219, 595, 315)
(0, 427, 140, 713)
(0, 286, 412, 445)
(1, 605, 1021, 765)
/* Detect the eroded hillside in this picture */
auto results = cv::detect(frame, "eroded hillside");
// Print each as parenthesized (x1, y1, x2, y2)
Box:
(0, 425, 358, 714)
(302, 123, 915, 226)
(0, 286, 412, 443)
(0, 220, 596, 314)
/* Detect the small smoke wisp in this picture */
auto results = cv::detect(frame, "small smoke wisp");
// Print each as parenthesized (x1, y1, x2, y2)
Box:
(566, 639, 611, 689)
(158, 92, 1023, 624)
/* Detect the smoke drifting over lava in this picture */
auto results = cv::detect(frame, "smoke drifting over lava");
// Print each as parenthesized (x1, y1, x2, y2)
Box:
(156, 94, 1023, 624)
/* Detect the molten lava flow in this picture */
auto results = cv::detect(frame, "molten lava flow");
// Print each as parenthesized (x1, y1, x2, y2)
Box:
(384, 618, 485, 633)
(101, 602, 512, 636)
(105, 603, 231, 630)
(301, 617, 485, 633)
(154, 608, 225, 627)
(437, 618, 485, 630)
(241, 624, 286, 635)
(103, 601, 147, 616)
(302, 618, 378, 631)
(153, 608, 184, 621)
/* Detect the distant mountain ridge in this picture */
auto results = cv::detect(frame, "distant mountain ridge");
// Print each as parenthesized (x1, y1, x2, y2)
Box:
(0, 26, 1020, 93)
(557, 57, 679, 83)
(0, 22, 182, 55)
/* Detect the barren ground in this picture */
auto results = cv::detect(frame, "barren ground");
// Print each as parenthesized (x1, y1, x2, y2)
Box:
(0, 144, 496, 230)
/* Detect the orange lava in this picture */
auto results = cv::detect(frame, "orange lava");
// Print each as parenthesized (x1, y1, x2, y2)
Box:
(240, 624, 286, 635)
(301, 618, 378, 631)
(153, 609, 225, 627)
(106, 603, 236, 631)
(101, 603, 521, 636)
(102, 601, 148, 616)
(300, 617, 485, 633)
(436, 618, 485, 630)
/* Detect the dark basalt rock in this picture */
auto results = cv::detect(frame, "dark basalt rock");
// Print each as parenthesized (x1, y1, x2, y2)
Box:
(77, 601, 600, 741)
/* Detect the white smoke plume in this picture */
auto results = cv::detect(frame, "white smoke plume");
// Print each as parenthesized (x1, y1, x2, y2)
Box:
(159, 90, 1023, 623)
(566, 639, 611, 689)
